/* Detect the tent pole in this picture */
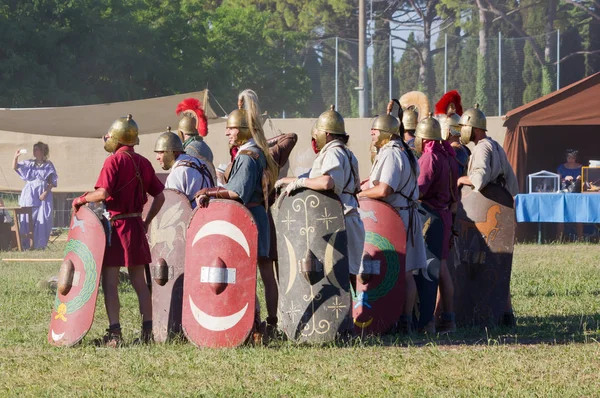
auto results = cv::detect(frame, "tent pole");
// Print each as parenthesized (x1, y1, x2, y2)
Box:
(556, 29, 560, 90)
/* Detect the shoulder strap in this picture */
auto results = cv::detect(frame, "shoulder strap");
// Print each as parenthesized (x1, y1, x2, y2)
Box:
(175, 159, 215, 188)
(238, 149, 260, 160)
(113, 151, 145, 202)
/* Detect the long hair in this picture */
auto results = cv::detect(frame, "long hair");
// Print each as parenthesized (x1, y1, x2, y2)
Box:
(237, 89, 278, 190)
(33, 141, 49, 162)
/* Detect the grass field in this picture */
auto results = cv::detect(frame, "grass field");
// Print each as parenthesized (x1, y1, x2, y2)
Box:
(0, 243, 599, 396)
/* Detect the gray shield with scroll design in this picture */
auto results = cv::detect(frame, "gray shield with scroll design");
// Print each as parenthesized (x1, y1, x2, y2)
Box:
(275, 189, 352, 343)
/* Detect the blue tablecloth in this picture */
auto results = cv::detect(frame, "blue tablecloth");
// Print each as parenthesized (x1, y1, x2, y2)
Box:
(515, 193, 600, 223)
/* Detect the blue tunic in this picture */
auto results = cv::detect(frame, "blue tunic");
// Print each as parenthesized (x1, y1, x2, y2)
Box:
(225, 145, 269, 258)
(557, 164, 582, 180)
(16, 160, 58, 249)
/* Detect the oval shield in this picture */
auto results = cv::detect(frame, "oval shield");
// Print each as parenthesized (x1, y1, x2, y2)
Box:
(48, 206, 106, 346)
(182, 199, 257, 348)
(144, 189, 192, 342)
(354, 199, 406, 335)
(449, 184, 515, 327)
(276, 189, 352, 343)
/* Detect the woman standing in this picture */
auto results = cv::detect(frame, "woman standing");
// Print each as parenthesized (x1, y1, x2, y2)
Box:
(13, 142, 58, 249)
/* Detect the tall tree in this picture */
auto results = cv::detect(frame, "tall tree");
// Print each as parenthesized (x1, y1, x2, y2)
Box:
(396, 32, 422, 95)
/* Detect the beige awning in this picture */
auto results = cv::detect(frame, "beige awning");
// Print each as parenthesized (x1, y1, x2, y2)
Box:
(0, 89, 223, 138)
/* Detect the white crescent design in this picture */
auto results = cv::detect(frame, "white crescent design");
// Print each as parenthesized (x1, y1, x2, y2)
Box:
(51, 330, 65, 341)
(324, 229, 343, 290)
(423, 258, 435, 282)
(192, 220, 250, 257)
(284, 235, 297, 294)
(188, 296, 248, 331)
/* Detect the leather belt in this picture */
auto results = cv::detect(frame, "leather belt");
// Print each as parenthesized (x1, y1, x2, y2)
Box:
(110, 212, 142, 226)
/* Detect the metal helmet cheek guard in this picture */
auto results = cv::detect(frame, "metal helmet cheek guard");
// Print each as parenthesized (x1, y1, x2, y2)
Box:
(226, 109, 252, 147)
(459, 125, 473, 145)
(312, 105, 346, 152)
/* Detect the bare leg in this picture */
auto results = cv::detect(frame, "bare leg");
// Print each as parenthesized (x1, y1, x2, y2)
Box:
(258, 257, 278, 319)
(437, 259, 454, 314)
(403, 272, 417, 316)
(102, 266, 121, 326)
(128, 264, 153, 323)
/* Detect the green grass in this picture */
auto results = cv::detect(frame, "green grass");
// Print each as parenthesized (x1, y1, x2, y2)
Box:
(0, 243, 599, 396)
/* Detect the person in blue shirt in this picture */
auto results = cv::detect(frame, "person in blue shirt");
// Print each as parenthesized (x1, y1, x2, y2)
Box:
(557, 149, 582, 185)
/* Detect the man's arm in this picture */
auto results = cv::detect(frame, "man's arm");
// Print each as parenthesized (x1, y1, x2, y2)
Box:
(462, 142, 492, 191)
(358, 181, 393, 199)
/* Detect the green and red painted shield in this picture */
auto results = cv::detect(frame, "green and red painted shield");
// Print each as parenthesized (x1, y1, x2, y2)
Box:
(182, 200, 257, 348)
(144, 189, 192, 342)
(48, 206, 106, 347)
(449, 184, 515, 327)
(353, 199, 406, 335)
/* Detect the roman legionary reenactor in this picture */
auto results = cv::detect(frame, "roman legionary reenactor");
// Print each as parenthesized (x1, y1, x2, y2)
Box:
(276, 106, 364, 290)
(154, 127, 214, 207)
(194, 89, 280, 340)
(414, 114, 459, 333)
(72, 115, 165, 346)
(176, 98, 215, 182)
(399, 91, 430, 159)
(358, 100, 428, 333)
(456, 104, 519, 327)
(435, 90, 470, 176)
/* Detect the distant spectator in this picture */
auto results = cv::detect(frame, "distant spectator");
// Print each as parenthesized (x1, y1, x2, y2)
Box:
(12, 142, 57, 249)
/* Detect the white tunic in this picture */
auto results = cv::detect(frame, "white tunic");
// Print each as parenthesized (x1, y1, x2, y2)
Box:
(368, 140, 427, 272)
(309, 140, 365, 275)
(166, 154, 213, 207)
(468, 137, 519, 196)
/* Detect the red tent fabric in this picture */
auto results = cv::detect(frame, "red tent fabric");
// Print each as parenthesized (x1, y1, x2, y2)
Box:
(503, 72, 600, 191)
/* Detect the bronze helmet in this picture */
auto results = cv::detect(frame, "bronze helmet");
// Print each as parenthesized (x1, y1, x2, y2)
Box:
(226, 109, 252, 146)
(402, 108, 418, 130)
(154, 127, 183, 170)
(104, 114, 139, 153)
(312, 105, 346, 151)
(459, 103, 487, 145)
(371, 101, 400, 149)
(414, 113, 442, 154)
(154, 127, 184, 152)
(178, 115, 198, 136)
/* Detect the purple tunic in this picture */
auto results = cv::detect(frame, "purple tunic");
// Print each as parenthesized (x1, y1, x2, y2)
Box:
(16, 160, 58, 249)
(418, 141, 458, 259)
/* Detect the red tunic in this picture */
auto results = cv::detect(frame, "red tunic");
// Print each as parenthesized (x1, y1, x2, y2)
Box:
(95, 146, 164, 267)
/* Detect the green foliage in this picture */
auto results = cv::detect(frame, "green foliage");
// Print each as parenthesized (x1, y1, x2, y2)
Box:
(372, 19, 392, 114)
(0, 0, 311, 116)
(396, 33, 421, 95)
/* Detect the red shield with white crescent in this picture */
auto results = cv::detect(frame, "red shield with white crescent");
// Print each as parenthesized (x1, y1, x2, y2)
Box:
(354, 199, 406, 335)
(48, 206, 106, 346)
(144, 189, 192, 342)
(182, 199, 257, 348)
